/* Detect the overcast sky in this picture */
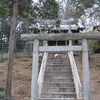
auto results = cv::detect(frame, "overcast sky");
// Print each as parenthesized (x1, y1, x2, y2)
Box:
(33, 0, 38, 2)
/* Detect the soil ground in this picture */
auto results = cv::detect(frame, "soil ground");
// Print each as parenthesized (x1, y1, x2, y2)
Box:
(75, 53, 100, 100)
(0, 53, 100, 100)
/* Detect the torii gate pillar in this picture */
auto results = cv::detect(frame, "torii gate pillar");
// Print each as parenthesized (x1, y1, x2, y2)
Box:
(82, 39, 90, 100)
(31, 40, 39, 100)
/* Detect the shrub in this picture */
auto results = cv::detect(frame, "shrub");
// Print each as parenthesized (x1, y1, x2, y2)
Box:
(87, 30, 100, 54)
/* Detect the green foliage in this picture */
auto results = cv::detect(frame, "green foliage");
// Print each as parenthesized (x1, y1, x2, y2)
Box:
(69, 0, 96, 9)
(0, 0, 34, 52)
(88, 40, 100, 53)
(18, 0, 33, 18)
(0, 0, 10, 17)
(34, 0, 59, 19)
(67, 0, 99, 19)
(87, 31, 100, 53)
(0, 0, 34, 18)
(41, 0, 59, 19)
(68, 4, 85, 18)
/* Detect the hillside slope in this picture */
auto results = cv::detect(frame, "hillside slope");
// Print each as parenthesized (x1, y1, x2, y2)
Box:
(0, 54, 100, 100)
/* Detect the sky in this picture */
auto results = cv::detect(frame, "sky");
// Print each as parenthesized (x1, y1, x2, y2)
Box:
(33, 0, 38, 2)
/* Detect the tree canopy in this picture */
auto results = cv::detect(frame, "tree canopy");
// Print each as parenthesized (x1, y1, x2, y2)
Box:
(65, 0, 100, 26)
(41, 0, 59, 19)
(33, 0, 59, 19)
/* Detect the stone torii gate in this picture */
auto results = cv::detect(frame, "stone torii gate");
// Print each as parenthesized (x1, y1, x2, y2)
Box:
(21, 32, 100, 100)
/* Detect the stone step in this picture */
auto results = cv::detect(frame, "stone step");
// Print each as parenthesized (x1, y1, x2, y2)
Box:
(46, 65, 70, 68)
(44, 76, 73, 80)
(45, 70, 72, 74)
(46, 68, 71, 70)
(45, 67, 71, 71)
(44, 77, 73, 80)
(45, 72, 72, 75)
(45, 68, 72, 72)
(44, 74, 73, 78)
(47, 59, 68, 61)
(46, 63, 69, 66)
(45, 68, 72, 71)
(40, 98, 83, 100)
(44, 75, 73, 80)
(47, 62, 69, 65)
(47, 63, 70, 67)
(47, 57, 68, 60)
(47, 60, 69, 63)
(48, 55, 68, 59)
(41, 92, 76, 98)
(45, 70, 72, 77)
(43, 83, 74, 88)
(44, 79, 73, 83)
(47, 54, 68, 57)
(45, 71, 72, 74)
(47, 55, 68, 58)
(47, 66, 71, 68)
(42, 87, 75, 93)
(44, 73, 72, 76)
(47, 56, 68, 59)
(46, 65, 71, 69)
(48, 59, 66, 61)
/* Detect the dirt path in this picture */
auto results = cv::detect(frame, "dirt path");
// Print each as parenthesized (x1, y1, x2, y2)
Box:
(0, 54, 100, 100)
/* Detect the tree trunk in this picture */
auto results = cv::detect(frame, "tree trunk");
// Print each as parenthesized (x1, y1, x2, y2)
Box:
(4, 0, 18, 100)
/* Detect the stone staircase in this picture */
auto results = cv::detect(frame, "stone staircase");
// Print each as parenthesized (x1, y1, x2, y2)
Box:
(40, 54, 80, 100)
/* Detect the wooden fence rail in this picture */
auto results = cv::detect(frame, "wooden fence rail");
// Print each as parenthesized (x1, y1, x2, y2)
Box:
(68, 52, 82, 98)
(38, 52, 48, 98)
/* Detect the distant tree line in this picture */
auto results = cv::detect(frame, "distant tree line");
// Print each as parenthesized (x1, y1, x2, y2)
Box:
(0, 0, 59, 52)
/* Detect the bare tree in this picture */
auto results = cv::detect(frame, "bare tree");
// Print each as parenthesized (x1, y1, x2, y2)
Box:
(4, 0, 18, 100)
